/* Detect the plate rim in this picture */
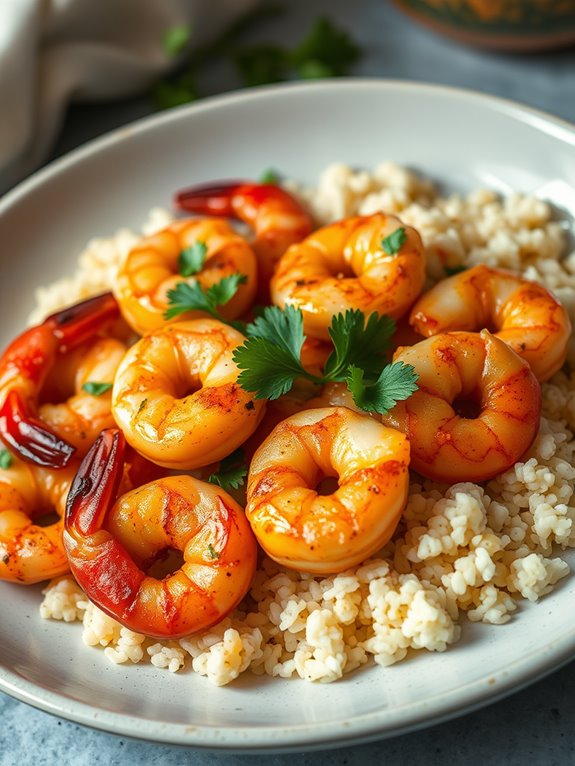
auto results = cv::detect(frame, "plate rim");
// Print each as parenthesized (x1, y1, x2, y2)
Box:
(1, 78, 575, 751)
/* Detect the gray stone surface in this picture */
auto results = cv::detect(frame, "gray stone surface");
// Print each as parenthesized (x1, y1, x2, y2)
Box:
(2, 0, 575, 762)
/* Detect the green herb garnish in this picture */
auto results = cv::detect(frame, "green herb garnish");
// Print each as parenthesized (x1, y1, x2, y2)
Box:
(137, 398, 148, 414)
(82, 382, 113, 396)
(164, 274, 247, 328)
(178, 241, 207, 277)
(0, 449, 13, 470)
(444, 264, 467, 277)
(381, 228, 407, 256)
(259, 168, 281, 185)
(164, 25, 191, 57)
(207, 544, 219, 560)
(208, 448, 248, 492)
(233, 306, 417, 414)
(290, 17, 361, 78)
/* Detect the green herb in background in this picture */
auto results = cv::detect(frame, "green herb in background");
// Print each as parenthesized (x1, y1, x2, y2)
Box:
(82, 382, 113, 396)
(259, 168, 281, 184)
(444, 264, 467, 276)
(208, 448, 248, 492)
(153, 7, 361, 110)
(178, 241, 207, 277)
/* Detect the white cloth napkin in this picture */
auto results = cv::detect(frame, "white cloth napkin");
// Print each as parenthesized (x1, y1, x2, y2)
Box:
(0, 0, 256, 195)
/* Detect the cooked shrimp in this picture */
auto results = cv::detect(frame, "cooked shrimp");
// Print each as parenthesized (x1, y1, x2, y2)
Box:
(246, 407, 410, 574)
(112, 318, 265, 470)
(271, 214, 426, 340)
(175, 181, 313, 299)
(410, 265, 571, 381)
(114, 218, 257, 336)
(382, 331, 541, 483)
(0, 456, 77, 583)
(0, 293, 120, 467)
(64, 429, 257, 638)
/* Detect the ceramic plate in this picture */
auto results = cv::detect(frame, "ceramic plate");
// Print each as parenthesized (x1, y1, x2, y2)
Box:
(1, 81, 575, 752)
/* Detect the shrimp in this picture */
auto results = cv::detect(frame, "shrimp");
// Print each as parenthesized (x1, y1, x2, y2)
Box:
(64, 429, 257, 638)
(175, 181, 314, 299)
(410, 265, 571, 381)
(114, 218, 257, 336)
(271, 214, 426, 340)
(382, 331, 541, 483)
(112, 318, 265, 470)
(246, 407, 410, 574)
(0, 293, 120, 468)
(0, 456, 77, 583)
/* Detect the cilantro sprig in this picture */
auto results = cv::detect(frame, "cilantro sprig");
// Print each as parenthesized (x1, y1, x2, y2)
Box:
(0, 449, 13, 470)
(178, 241, 207, 277)
(233, 306, 418, 414)
(381, 227, 407, 256)
(82, 382, 113, 396)
(208, 448, 248, 492)
(164, 274, 247, 329)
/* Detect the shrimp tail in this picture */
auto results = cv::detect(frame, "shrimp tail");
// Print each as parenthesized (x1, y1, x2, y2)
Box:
(175, 180, 249, 218)
(66, 428, 125, 536)
(0, 390, 75, 467)
(45, 292, 119, 352)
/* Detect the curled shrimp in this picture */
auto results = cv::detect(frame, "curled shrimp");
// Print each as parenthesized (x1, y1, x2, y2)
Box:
(64, 429, 257, 638)
(0, 293, 120, 467)
(410, 265, 571, 381)
(112, 318, 265, 470)
(246, 407, 410, 574)
(382, 331, 541, 483)
(114, 218, 257, 336)
(0, 456, 77, 583)
(175, 181, 313, 299)
(271, 214, 426, 340)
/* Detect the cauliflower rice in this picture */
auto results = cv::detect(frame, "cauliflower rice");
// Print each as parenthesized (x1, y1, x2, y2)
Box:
(38, 162, 575, 685)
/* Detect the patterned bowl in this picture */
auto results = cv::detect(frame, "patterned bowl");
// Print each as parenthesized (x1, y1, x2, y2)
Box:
(394, 0, 575, 51)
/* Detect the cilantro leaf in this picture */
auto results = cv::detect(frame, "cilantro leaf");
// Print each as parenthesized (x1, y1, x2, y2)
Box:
(164, 274, 247, 322)
(234, 336, 311, 400)
(178, 241, 207, 277)
(324, 310, 395, 380)
(290, 17, 361, 76)
(164, 25, 191, 57)
(0, 449, 13, 470)
(346, 362, 419, 415)
(151, 73, 198, 110)
(208, 448, 248, 491)
(247, 305, 306, 362)
(296, 60, 335, 79)
(444, 264, 467, 277)
(207, 544, 219, 560)
(82, 381, 113, 396)
(234, 45, 288, 86)
(381, 227, 407, 256)
(259, 168, 280, 185)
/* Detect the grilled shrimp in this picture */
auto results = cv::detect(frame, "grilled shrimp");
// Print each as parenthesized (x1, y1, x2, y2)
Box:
(382, 331, 541, 483)
(246, 407, 410, 574)
(64, 429, 257, 638)
(112, 318, 265, 470)
(271, 214, 426, 340)
(0, 294, 120, 467)
(114, 218, 257, 336)
(175, 181, 313, 299)
(0, 455, 77, 583)
(410, 265, 571, 381)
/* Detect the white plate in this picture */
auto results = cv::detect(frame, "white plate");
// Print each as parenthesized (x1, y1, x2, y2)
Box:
(1, 80, 575, 752)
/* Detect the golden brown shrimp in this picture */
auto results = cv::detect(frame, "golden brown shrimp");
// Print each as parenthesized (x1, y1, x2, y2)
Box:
(114, 218, 257, 336)
(270, 213, 426, 340)
(382, 331, 541, 483)
(112, 318, 265, 470)
(410, 265, 571, 381)
(64, 430, 257, 638)
(246, 407, 410, 574)
(175, 181, 314, 300)
(0, 456, 77, 583)
(0, 293, 120, 467)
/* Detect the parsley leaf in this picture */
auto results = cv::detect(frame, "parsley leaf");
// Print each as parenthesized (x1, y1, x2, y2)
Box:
(207, 544, 219, 560)
(324, 310, 395, 380)
(247, 305, 306, 361)
(290, 17, 360, 76)
(164, 25, 191, 57)
(208, 448, 248, 491)
(444, 264, 467, 277)
(346, 362, 419, 415)
(259, 168, 280, 185)
(178, 241, 207, 277)
(164, 274, 247, 323)
(382, 227, 407, 256)
(82, 382, 113, 396)
(234, 337, 311, 400)
(234, 45, 288, 87)
(0, 449, 13, 470)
